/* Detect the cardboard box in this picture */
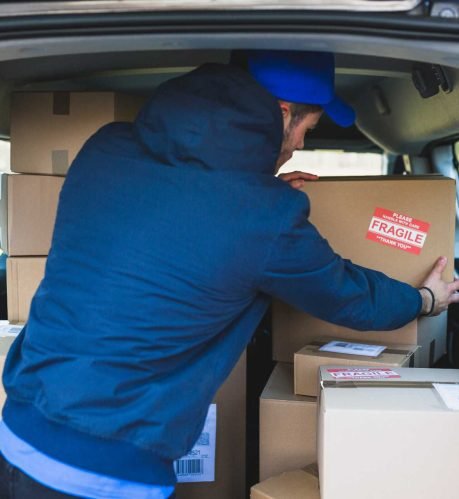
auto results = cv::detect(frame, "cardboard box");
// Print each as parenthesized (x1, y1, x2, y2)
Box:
(260, 363, 317, 481)
(294, 338, 417, 396)
(317, 366, 459, 499)
(7, 257, 46, 323)
(10, 92, 146, 175)
(0, 174, 64, 256)
(175, 351, 246, 499)
(251, 465, 320, 499)
(273, 176, 455, 367)
(0, 334, 17, 409)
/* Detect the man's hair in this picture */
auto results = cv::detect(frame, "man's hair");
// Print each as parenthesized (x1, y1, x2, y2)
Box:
(289, 102, 323, 125)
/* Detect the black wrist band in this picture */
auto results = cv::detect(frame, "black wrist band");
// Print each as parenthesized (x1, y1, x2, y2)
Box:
(419, 286, 435, 316)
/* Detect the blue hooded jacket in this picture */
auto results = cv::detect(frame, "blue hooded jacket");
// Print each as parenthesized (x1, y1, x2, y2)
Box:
(2, 63, 421, 486)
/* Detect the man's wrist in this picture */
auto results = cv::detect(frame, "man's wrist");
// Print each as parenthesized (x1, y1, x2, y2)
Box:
(419, 287, 435, 316)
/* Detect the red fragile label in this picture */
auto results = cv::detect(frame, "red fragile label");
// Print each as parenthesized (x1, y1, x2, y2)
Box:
(327, 368, 401, 380)
(366, 207, 430, 255)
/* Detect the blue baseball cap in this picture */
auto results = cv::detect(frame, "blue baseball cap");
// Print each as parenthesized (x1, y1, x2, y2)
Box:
(245, 50, 356, 128)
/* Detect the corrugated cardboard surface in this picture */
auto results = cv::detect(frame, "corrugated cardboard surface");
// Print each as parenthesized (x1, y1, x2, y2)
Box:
(0, 174, 64, 256)
(294, 338, 417, 397)
(273, 302, 417, 363)
(0, 335, 16, 409)
(10, 92, 146, 175)
(273, 176, 455, 366)
(175, 351, 246, 499)
(7, 257, 46, 323)
(260, 363, 317, 481)
(318, 366, 459, 499)
(251, 467, 320, 499)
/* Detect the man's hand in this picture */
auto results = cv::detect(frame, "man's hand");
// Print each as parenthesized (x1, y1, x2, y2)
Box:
(278, 171, 319, 190)
(419, 257, 459, 316)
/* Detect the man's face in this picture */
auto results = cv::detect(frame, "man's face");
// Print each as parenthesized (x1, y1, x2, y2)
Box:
(276, 107, 323, 171)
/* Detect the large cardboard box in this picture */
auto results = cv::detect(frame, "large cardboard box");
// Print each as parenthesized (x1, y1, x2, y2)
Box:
(317, 365, 459, 499)
(251, 465, 320, 499)
(260, 363, 316, 481)
(175, 351, 246, 499)
(0, 174, 64, 256)
(10, 92, 146, 175)
(294, 338, 417, 396)
(7, 257, 46, 323)
(273, 176, 456, 367)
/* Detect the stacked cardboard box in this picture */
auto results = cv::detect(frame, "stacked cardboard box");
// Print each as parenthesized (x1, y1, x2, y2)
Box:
(259, 176, 454, 490)
(259, 341, 417, 481)
(4, 91, 147, 323)
(273, 176, 456, 368)
(176, 352, 247, 499)
(259, 363, 317, 481)
(251, 464, 319, 498)
(294, 337, 417, 397)
(257, 364, 459, 498)
(6, 255, 47, 323)
(317, 366, 459, 499)
(1, 173, 60, 322)
(10, 92, 145, 175)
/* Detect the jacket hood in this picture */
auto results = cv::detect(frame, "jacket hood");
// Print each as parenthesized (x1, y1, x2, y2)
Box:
(134, 63, 283, 174)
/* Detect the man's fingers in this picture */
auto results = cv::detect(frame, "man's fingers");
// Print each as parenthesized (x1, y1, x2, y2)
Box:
(290, 179, 305, 189)
(299, 173, 319, 180)
(279, 171, 319, 181)
(278, 171, 319, 190)
(431, 256, 448, 276)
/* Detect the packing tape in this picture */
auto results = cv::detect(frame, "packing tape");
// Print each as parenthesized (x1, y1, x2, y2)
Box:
(53, 92, 70, 115)
(52, 150, 69, 175)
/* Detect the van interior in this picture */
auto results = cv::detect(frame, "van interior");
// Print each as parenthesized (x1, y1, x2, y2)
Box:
(0, 5, 459, 495)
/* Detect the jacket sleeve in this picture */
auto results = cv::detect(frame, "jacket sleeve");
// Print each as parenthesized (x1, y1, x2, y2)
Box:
(258, 192, 422, 331)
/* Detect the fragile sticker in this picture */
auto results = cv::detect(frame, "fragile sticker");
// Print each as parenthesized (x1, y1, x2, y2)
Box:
(366, 207, 430, 255)
(327, 368, 401, 380)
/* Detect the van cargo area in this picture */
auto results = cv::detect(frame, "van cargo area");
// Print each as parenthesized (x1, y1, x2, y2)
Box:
(1, 3, 459, 498)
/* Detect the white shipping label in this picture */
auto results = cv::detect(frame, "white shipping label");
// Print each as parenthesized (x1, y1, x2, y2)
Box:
(320, 341, 386, 357)
(0, 321, 23, 337)
(327, 368, 401, 380)
(174, 403, 216, 483)
(433, 384, 459, 411)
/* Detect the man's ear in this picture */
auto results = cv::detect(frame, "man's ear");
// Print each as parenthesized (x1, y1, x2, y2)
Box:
(278, 101, 292, 132)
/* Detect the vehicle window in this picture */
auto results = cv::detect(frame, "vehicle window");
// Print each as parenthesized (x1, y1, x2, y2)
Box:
(278, 150, 387, 177)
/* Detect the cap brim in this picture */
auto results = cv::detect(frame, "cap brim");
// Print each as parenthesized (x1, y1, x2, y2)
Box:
(323, 96, 356, 127)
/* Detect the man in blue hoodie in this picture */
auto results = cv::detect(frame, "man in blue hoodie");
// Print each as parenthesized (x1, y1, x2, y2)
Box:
(1, 50, 458, 498)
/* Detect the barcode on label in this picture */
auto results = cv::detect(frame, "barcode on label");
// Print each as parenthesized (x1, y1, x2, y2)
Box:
(174, 459, 204, 476)
(174, 404, 216, 483)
